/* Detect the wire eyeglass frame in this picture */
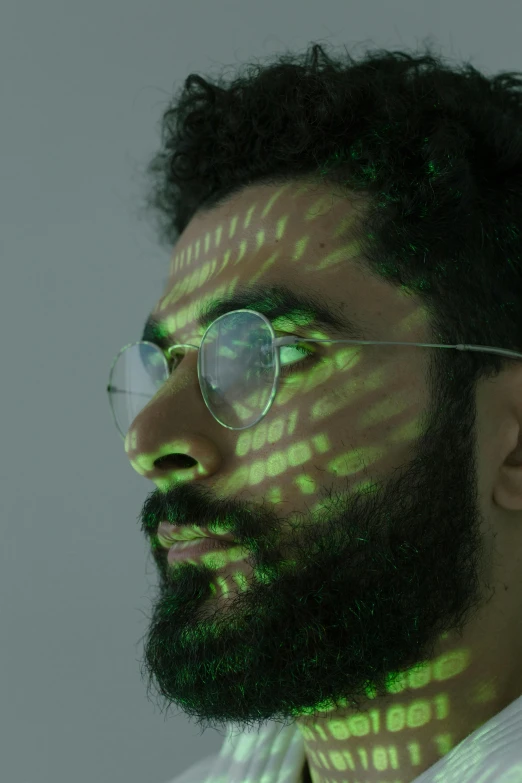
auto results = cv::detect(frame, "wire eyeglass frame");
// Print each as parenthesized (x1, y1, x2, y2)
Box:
(107, 308, 522, 437)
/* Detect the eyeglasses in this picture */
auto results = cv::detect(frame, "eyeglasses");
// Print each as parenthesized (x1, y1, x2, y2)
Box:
(107, 308, 522, 438)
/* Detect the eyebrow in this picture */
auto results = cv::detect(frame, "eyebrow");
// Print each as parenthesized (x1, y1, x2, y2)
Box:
(140, 281, 371, 349)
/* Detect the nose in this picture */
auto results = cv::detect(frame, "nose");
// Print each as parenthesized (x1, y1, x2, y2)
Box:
(126, 432, 222, 483)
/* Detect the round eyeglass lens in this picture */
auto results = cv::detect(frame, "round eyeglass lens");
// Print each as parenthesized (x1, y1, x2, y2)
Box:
(108, 342, 168, 439)
(199, 310, 277, 429)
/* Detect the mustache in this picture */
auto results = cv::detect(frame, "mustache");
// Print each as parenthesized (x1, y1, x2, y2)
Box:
(139, 485, 249, 537)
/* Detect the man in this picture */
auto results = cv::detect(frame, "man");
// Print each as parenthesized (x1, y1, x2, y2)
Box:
(118, 179, 522, 782)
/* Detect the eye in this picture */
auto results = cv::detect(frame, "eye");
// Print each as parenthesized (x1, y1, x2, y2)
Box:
(278, 343, 317, 376)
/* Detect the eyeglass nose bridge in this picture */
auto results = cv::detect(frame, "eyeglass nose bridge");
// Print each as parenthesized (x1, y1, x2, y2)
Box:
(165, 341, 200, 363)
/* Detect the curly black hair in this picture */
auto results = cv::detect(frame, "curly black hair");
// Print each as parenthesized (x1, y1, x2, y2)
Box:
(137, 38, 522, 391)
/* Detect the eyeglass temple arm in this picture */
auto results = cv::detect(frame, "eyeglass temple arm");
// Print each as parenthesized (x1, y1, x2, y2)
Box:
(275, 336, 522, 361)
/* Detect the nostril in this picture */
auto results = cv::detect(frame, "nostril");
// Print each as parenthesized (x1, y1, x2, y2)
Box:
(155, 453, 197, 469)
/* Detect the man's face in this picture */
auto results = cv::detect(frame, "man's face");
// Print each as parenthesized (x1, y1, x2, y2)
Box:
(124, 180, 522, 782)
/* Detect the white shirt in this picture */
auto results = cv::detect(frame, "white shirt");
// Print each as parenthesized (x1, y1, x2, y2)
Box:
(164, 692, 522, 783)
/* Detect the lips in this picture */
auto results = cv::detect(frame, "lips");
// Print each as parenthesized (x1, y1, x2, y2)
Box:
(156, 522, 237, 548)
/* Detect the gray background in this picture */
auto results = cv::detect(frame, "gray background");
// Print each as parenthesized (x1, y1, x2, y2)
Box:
(0, 2, 519, 782)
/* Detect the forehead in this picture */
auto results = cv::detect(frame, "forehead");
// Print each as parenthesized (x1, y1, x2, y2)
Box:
(150, 180, 426, 341)
(168, 180, 359, 287)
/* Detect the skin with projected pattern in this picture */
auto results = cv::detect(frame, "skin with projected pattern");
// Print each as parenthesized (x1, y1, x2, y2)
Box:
(125, 180, 522, 783)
